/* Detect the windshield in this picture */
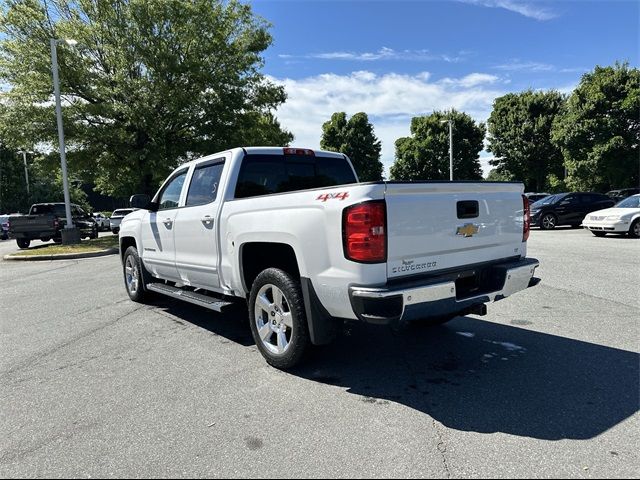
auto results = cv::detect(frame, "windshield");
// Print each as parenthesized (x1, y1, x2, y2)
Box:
(532, 194, 564, 207)
(615, 196, 640, 208)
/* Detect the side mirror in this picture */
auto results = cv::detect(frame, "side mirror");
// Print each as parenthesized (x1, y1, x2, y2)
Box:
(130, 194, 152, 209)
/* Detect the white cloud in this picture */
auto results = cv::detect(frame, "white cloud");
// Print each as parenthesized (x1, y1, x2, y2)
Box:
(279, 47, 466, 63)
(270, 71, 506, 177)
(494, 61, 555, 72)
(458, 0, 558, 21)
(440, 73, 500, 87)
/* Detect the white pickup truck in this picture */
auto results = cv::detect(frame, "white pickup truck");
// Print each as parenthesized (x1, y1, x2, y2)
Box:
(120, 147, 539, 369)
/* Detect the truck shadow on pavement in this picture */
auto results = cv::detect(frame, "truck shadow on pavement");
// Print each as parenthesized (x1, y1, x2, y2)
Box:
(151, 297, 639, 441)
(295, 317, 639, 441)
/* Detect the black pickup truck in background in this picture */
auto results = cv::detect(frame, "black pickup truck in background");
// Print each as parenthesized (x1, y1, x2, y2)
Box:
(9, 203, 98, 249)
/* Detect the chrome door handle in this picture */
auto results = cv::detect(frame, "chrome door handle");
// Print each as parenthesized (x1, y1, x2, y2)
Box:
(163, 218, 173, 227)
(201, 215, 214, 225)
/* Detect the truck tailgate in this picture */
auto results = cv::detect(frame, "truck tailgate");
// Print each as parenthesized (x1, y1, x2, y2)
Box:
(10, 215, 55, 234)
(385, 182, 525, 280)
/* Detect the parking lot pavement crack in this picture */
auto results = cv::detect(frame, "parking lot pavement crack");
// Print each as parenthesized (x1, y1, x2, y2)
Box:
(396, 336, 452, 479)
(0, 304, 145, 379)
(433, 418, 452, 479)
(538, 283, 640, 310)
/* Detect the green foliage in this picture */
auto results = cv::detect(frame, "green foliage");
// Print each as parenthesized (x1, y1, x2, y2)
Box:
(0, 145, 88, 213)
(485, 168, 515, 182)
(487, 90, 565, 191)
(545, 173, 566, 193)
(390, 110, 484, 181)
(551, 62, 640, 191)
(0, 144, 29, 213)
(0, 0, 292, 197)
(320, 112, 383, 182)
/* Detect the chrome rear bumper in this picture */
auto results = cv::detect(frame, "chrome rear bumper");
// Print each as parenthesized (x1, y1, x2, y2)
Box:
(349, 257, 540, 325)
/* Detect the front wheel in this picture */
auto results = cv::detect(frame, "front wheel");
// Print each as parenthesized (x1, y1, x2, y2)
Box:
(249, 268, 310, 370)
(540, 213, 557, 230)
(123, 246, 150, 303)
(16, 238, 30, 249)
(629, 219, 640, 239)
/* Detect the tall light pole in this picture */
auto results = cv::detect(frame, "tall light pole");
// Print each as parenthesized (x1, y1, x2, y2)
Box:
(50, 38, 80, 244)
(441, 118, 454, 181)
(17, 150, 31, 198)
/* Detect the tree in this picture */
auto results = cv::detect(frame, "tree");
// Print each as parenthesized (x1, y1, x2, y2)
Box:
(320, 112, 383, 181)
(487, 90, 565, 192)
(485, 168, 515, 182)
(0, 0, 292, 197)
(390, 110, 484, 181)
(551, 62, 640, 191)
(0, 144, 88, 213)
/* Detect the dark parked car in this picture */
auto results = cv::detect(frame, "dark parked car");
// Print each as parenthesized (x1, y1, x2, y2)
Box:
(0, 215, 10, 240)
(530, 192, 615, 230)
(525, 192, 550, 204)
(606, 188, 640, 203)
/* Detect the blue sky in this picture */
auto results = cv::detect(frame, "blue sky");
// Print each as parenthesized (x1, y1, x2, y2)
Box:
(250, 0, 639, 176)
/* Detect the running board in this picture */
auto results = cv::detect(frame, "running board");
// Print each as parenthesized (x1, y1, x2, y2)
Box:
(146, 283, 236, 313)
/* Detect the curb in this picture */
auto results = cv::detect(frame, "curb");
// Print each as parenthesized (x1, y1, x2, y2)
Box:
(3, 248, 119, 261)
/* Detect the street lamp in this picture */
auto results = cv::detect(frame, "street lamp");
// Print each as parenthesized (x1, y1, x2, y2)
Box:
(50, 38, 80, 244)
(440, 118, 454, 181)
(16, 150, 32, 198)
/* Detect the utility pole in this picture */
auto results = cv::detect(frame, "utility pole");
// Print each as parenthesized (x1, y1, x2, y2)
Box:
(17, 150, 30, 198)
(441, 118, 454, 180)
(50, 38, 80, 244)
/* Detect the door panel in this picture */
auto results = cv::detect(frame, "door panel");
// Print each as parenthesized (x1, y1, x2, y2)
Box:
(140, 169, 188, 281)
(174, 159, 225, 289)
(141, 210, 180, 280)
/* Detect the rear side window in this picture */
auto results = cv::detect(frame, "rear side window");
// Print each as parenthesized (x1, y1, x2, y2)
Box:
(235, 154, 357, 199)
(186, 160, 225, 206)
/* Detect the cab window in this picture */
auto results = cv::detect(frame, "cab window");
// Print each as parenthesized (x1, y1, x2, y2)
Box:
(158, 170, 188, 210)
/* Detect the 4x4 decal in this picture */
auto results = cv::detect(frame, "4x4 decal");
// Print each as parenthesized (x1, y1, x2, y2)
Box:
(316, 192, 349, 202)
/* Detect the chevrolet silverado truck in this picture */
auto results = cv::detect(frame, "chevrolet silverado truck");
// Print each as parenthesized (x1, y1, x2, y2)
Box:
(119, 147, 539, 369)
(9, 203, 98, 249)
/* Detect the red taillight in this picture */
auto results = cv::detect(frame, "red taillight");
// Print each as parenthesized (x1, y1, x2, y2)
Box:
(343, 201, 386, 263)
(522, 194, 530, 241)
(283, 147, 315, 156)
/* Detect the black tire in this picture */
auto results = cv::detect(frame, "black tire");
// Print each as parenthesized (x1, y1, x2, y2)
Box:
(248, 268, 310, 370)
(41, 237, 51, 242)
(629, 219, 640, 239)
(90, 227, 98, 239)
(16, 238, 30, 249)
(122, 246, 151, 303)
(591, 231, 607, 237)
(540, 213, 558, 230)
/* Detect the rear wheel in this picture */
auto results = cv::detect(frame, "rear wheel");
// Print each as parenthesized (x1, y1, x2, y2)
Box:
(41, 236, 51, 242)
(629, 219, 640, 239)
(540, 213, 557, 230)
(16, 238, 30, 249)
(249, 268, 310, 370)
(591, 231, 607, 237)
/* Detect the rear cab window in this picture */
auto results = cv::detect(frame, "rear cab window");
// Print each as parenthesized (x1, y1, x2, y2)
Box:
(234, 153, 357, 199)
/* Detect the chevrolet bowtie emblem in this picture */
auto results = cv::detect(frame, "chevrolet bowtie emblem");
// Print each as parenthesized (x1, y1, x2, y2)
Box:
(456, 223, 479, 237)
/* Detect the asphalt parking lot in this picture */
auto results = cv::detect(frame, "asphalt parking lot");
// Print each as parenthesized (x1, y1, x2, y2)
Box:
(0, 228, 638, 478)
